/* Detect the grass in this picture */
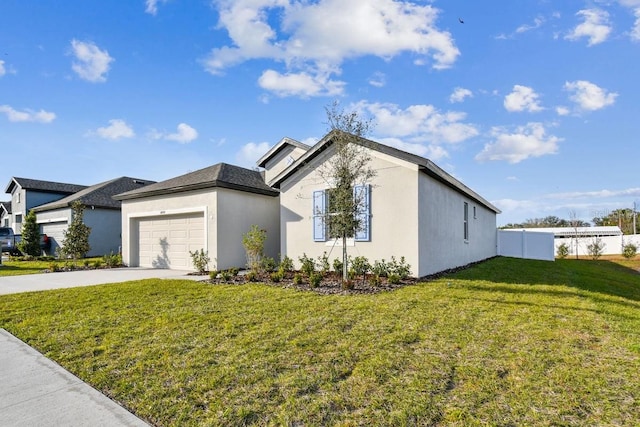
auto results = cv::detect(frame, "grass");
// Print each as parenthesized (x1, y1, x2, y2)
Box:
(0, 257, 105, 276)
(1, 256, 639, 426)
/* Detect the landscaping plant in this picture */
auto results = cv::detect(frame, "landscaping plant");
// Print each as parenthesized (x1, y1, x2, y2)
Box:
(189, 249, 210, 274)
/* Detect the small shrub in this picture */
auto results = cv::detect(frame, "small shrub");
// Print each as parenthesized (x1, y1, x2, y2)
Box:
(351, 256, 370, 278)
(245, 270, 257, 282)
(293, 273, 303, 285)
(83, 259, 90, 267)
(309, 272, 322, 288)
(229, 267, 240, 276)
(317, 252, 330, 275)
(388, 273, 401, 284)
(372, 259, 389, 277)
(243, 225, 266, 272)
(332, 258, 343, 274)
(209, 270, 219, 280)
(102, 251, 122, 268)
(587, 238, 605, 260)
(189, 249, 210, 274)
(270, 271, 284, 283)
(64, 260, 75, 271)
(299, 253, 316, 277)
(389, 256, 411, 279)
(261, 256, 277, 273)
(220, 270, 233, 282)
(279, 255, 294, 272)
(92, 260, 103, 269)
(369, 275, 381, 287)
(49, 263, 60, 272)
(622, 243, 637, 259)
(556, 242, 569, 259)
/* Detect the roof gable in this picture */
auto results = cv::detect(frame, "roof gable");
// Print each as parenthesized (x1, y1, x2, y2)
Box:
(114, 163, 279, 200)
(271, 130, 501, 214)
(5, 177, 87, 195)
(32, 177, 155, 212)
(256, 137, 310, 168)
(0, 201, 10, 215)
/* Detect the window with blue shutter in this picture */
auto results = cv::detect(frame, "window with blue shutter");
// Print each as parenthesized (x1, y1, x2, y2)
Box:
(313, 190, 326, 241)
(354, 184, 371, 241)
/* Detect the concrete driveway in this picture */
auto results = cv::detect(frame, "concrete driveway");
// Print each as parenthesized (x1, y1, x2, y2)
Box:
(0, 267, 204, 295)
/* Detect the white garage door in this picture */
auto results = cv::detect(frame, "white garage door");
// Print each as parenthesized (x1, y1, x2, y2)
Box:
(40, 221, 68, 254)
(137, 213, 204, 269)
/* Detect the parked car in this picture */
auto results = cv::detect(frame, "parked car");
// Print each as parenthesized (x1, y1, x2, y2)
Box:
(0, 228, 51, 256)
(0, 227, 20, 255)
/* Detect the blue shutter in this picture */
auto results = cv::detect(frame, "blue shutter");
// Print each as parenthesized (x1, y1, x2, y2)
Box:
(313, 190, 326, 241)
(354, 184, 371, 241)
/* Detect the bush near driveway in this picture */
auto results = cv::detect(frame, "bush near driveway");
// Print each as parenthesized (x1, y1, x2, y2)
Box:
(1, 257, 639, 426)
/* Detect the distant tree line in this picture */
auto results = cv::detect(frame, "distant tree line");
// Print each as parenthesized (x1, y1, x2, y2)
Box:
(501, 208, 639, 235)
(500, 215, 590, 230)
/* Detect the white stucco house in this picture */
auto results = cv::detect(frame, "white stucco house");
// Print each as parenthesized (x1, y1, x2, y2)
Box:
(264, 130, 501, 278)
(114, 163, 280, 271)
(32, 177, 154, 256)
(116, 131, 501, 277)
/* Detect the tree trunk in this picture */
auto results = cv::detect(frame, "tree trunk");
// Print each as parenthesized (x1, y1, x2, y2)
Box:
(342, 234, 348, 281)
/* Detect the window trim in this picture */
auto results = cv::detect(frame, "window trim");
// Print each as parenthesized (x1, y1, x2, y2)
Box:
(463, 202, 469, 241)
(312, 184, 372, 242)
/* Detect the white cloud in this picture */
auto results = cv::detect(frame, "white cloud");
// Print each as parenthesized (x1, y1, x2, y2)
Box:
(564, 80, 617, 111)
(449, 87, 473, 103)
(556, 106, 570, 116)
(258, 69, 345, 97)
(203, 0, 459, 97)
(631, 7, 640, 41)
(93, 119, 135, 140)
(0, 105, 56, 123)
(150, 123, 199, 144)
(0, 60, 5, 77)
(70, 39, 114, 83)
(356, 101, 479, 145)
(504, 85, 543, 112)
(368, 72, 386, 88)
(237, 141, 271, 166)
(145, 0, 169, 15)
(475, 122, 562, 164)
(565, 8, 611, 46)
(516, 16, 544, 34)
(546, 187, 640, 200)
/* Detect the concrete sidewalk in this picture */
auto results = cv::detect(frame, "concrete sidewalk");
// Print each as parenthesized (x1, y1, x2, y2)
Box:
(0, 267, 204, 295)
(0, 329, 149, 426)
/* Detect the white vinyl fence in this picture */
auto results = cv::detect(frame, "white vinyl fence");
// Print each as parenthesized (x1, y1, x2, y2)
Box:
(555, 234, 640, 257)
(497, 229, 555, 261)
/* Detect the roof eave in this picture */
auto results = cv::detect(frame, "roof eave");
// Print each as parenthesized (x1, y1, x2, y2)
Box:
(115, 180, 279, 201)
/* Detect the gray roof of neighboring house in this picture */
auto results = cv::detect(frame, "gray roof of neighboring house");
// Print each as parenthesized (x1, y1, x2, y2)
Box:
(114, 163, 279, 201)
(5, 177, 87, 195)
(256, 137, 311, 168)
(0, 201, 10, 215)
(269, 129, 502, 214)
(32, 177, 155, 212)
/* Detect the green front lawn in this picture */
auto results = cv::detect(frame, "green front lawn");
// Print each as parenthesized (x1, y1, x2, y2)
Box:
(1, 257, 639, 426)
(0, 257, 109, 276)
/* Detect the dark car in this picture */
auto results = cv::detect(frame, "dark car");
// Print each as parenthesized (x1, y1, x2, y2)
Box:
(0, 227, 17, 254)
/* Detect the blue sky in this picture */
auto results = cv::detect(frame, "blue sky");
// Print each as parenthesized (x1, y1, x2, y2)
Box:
(1, 0, 639, 226)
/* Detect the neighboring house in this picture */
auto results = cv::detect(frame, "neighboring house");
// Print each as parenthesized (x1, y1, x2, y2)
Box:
(5, 177, 87, 234)
(0, 201, 11, 228)
(265, 130, 502, 278)
(114, 163, 280, 271)
(32, 177, 154, 257)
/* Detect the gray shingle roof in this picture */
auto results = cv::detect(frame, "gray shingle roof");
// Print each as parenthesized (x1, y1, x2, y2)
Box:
(269, 130, 501, 214)
(0, 201, 10, 214)
(5, 177, 87, 195)
(113, 163, 279, 201)
(32, 177, 155, 212)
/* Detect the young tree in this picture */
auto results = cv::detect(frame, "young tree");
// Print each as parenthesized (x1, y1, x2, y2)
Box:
(319, 101, 377, 281)
(18, 210, 41, 257)
(61, 201, 91, 262)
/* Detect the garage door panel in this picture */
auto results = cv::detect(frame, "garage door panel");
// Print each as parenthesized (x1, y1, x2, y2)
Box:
(136, 213, 204, 269)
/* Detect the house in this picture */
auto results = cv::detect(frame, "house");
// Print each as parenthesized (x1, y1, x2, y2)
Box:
(265, 130, 501, 278)
(32, 177, 154, 256)
(115, 131, 500, 276)
(0, 201, 10, 228)
(4, 178, 87, 234)
(114, 163, 280, 271)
